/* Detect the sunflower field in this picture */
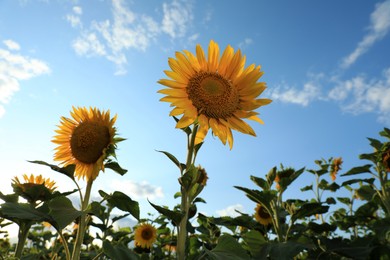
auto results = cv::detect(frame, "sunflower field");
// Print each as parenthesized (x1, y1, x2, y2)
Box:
(0, 41, 389, 260)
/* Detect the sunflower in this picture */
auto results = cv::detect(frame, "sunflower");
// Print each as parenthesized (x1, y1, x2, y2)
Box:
(134, 223, 157, 249)
(158, 40, 271, 149)
(52, 106, 118, 181)
(330, 157, 343, 181)
(382, 149, 390, 172)
(254, 204, 272, 226)
(12, 174, 57, 202)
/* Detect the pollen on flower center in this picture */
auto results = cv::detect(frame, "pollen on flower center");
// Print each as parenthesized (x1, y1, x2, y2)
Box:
(70, 122, 110, 164)
(187, 71, 239, 119)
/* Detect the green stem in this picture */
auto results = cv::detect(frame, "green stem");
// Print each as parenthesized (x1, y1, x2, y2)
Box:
(177, 124, 198, 260)
(58, 230, 71, 260)
(14, 222, 31, 258)
(72, 179, 93, 260)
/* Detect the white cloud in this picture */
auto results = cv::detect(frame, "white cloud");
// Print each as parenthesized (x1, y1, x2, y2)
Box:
(341, 0, 390, 68)
(67, 0, 194, 74)
(0, 43, 50, 117)
(238, 38, 253, 49)
(216, 204, 244, 217)
(3, 40, 20, 51)
(270, 78, 322, 107)
(162, 0, 193, 38)
(109, 179, 164, 200)
(328, 67, 390, 124)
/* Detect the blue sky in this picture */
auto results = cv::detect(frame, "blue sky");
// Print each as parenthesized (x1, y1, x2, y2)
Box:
(1, 0, 390, 237)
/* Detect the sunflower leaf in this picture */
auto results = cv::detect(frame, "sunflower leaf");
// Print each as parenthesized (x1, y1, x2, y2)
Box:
(28, 160, 75, 180)
(341, 164, 372, 176)
(103, 240, 140, 260)
(48, 196, 83, 230)
(105, 191, 140, 221)
(156, 150, 183, 171)
(148, 201, 184, 226)
(104, 160, 128, 176)
(205, 234, 250, 260)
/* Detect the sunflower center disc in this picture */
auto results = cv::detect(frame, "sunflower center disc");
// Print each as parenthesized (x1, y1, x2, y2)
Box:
(258, 206, 270, 219)
(70, 122, 110, 164)
(187, 71, 239, 119)
(141, 229, 153, 240)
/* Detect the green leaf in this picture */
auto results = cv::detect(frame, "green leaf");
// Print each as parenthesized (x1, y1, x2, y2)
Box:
(308, 222, 336, 233)
(104, 161, 128, 176)
(341, 164, 372, 176)
(0, 202, 47, 222)
(157, 150, 183, 170)
(193, 197, 206, 204)
(173, 192, 181, 199)
(325, 197, 337, 204)
(341, 178, 376, 186)
(367, 138, 383, 150)
(355, 185, 376, 201)
(103, 241, 139, 260)
(206, 234, 250, 260)
(106, 191, 140, 220)
(379, 127, 390, 138)
(291, 203, 329, 222)
(148, 201, 183, 225)
(300, 185, 313, 192)
(88, 201, 107, 222)
(234, 186, 277, 207)
(337, 197, 351, 206)
(242, 230, 267, 258)
(267, 241, 308, 260)
(48, 196, 82, 230)
(28, 160, 75, 180)
(355, 201, 378, 217)
(250, 176, 269, 190)
(0, 192, 19, 203)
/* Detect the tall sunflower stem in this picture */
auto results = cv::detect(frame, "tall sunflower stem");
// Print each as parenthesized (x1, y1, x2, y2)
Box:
(177, 125, 199, 260)
(72, 178, 93, 260)
(14, 222, 31, 258)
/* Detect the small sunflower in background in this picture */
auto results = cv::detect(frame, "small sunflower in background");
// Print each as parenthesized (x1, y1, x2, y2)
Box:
(330, 157, 343, 181)
(12, 174, 56, 202)
(52, 106, 119, 181)
(254, 204, 272, 226)
(158, 40, 271, 149)
(134, 223, 157, 249)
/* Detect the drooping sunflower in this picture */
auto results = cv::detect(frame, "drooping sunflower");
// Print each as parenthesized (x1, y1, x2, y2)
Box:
(134, 223, 157, 249)
(254, 204, 273, 226)
(158, 40, 271, 149)
(12, 174, 57, 202)
(52, 106, 118, 181)
(330, 157, 343, 181)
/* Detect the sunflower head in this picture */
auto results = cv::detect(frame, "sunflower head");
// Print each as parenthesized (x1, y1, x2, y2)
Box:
(12, 174, 56, 203)
(158, 40, 271, 149)
(382, 148, 390, 173)
(274, 168, 295, 190)
(196, 166, 208, 186)
(52, 106, 119, 181)
(330, 157, 343, 181)
(134, 223, 157, 249)
(254, 204, 272, 226)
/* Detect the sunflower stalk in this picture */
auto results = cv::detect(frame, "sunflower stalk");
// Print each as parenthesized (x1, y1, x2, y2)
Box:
(72, 178, 93, 260)
(177, 124, 199, 260)
(14, 221, 32, 258)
